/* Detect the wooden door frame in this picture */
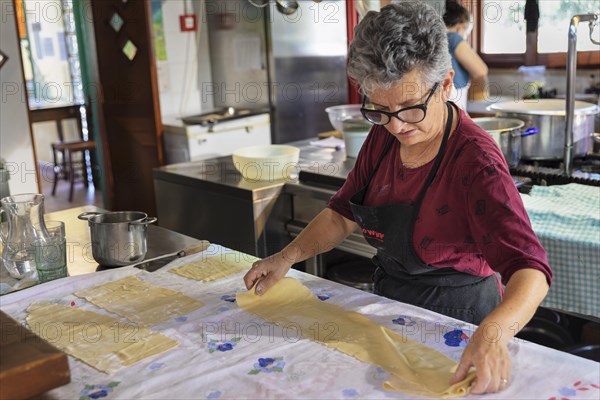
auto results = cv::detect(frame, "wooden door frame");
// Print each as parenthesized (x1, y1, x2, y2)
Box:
(90, 0, 164, 214)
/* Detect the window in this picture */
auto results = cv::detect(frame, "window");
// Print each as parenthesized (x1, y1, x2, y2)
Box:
(16, 0, 84, 106)
(481, 0, 526, 54)
(537, 0, 599, 53)
(473, 0, 600, 67)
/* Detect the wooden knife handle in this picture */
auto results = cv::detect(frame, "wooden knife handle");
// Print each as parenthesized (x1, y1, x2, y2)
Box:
(182, 241, 210, 256)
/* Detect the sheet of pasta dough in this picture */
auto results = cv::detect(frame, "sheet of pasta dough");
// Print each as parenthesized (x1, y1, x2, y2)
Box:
(170, 254, 258, 282)
(75, 276, 203, 325)
(237, 278, 475, 398)
(26, 302, 178, 374)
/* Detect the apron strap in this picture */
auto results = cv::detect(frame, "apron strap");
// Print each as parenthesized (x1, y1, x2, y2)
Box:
(406, 102, 454, 240)
(413, 102, 454, 207)
(356, 134, 396, 205)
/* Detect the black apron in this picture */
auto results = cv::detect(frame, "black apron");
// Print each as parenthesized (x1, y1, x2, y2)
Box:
(349, 103, 500, 324)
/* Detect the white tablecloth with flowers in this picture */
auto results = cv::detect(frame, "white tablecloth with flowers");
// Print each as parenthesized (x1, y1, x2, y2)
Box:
(1, 244, 598, 400)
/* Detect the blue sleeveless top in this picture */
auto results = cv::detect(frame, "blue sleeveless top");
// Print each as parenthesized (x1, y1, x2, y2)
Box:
(447, 32, 470, 89)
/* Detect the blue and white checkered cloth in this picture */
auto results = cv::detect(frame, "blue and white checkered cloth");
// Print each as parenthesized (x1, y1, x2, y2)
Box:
(521, 183, 600, 317)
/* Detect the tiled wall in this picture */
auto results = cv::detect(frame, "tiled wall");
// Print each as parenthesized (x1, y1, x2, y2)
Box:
(156, 0, 213, 118)
(486, 67, 599, 102)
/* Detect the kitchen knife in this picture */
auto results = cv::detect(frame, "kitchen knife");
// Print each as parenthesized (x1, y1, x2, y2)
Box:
(134, 241, 210, 272)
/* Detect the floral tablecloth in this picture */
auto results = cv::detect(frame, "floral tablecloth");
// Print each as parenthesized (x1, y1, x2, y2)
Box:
(1, 244, 598, 400)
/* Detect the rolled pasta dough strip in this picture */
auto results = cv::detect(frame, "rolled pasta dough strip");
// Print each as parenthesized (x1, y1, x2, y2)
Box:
(236, 278, 475, 398)
(170, 254, 258, 282)
(75, 276, 203, 325)
(26, 302, 178, 374)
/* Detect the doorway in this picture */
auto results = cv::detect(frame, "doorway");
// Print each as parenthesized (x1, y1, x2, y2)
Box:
(15, 0, 103, 212)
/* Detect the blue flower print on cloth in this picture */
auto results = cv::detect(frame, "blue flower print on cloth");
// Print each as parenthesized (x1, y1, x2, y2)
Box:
(342, 388, 359, 398)
(148, 362, 164, 370)
(310, 288, 334, 301)
(549, 380, 600, 400)
(248, 357, 285, 375)
(315, 291, 333, 301)
(558, 387, 577, 397)
(221, 294, 236, 303)
(206, 390, 222, 399)
(371, 366, 389, 381)
(208, 337, 241, 353)
(444, 329, 469, 347)
(79, 382, 120, 400)
(392, 316, 416, 327)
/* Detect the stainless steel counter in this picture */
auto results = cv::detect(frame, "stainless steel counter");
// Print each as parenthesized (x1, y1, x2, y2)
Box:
(152, 139, 381, 280)
(153, 139, 362, 260)
(154, 138, 356, 192)
(153, 159, 287, 258)
(153, 156, 287, 202)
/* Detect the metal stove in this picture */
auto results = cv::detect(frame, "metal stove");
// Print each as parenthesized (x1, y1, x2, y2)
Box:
(180, 107, 270, 127)
(511, 154, 600, 188)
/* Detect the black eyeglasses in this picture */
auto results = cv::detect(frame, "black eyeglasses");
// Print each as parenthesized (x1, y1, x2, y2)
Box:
(360, 82, 440, 125)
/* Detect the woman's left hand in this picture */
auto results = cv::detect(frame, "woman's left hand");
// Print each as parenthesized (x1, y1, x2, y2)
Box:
(450, 325, 512, 394)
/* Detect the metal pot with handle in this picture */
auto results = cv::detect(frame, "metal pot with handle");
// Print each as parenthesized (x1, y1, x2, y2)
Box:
(489, 99, 599, 160)
(78, 211, 157, 266)
(472, 117, 538, 168)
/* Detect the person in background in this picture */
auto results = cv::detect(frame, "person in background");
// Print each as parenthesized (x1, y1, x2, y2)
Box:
(443, 0, 488, 110)
(245, 2, 550, 395)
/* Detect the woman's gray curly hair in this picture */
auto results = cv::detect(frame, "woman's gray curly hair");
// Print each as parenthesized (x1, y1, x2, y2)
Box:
(348, 2, 451, 96)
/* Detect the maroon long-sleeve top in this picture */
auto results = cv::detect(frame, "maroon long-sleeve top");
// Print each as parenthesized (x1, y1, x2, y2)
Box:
(328, 108, 552, 286)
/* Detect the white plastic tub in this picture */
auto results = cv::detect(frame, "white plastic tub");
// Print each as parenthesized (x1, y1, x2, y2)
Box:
(232, 145, 300, 181)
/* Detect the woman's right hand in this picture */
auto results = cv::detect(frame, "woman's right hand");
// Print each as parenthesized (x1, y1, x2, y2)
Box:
(243, 252, 293, 295)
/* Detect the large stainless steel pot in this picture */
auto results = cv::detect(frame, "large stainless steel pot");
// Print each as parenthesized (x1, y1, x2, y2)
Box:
(472, 117, 538, 167)
(489, 99, 599, 160)
(78, 211, 157, 266)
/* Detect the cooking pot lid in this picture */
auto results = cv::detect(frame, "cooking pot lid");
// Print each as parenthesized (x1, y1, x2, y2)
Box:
(488, 99, 599, 116)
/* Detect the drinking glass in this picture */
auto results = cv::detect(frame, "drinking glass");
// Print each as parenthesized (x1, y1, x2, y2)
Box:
(34, 220, 68, 283)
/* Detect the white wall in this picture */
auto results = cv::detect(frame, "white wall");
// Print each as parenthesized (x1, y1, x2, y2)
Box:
(0, 1, 39, 195)
(155, 0, 213, 118)
(32, 119, 79, 162)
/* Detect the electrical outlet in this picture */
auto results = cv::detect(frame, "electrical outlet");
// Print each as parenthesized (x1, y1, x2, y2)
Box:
(180, 14, 197, 32)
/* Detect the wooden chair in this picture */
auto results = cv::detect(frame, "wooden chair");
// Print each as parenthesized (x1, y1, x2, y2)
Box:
(51, 140, 96, 202)
(46, 102, 97, 202)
